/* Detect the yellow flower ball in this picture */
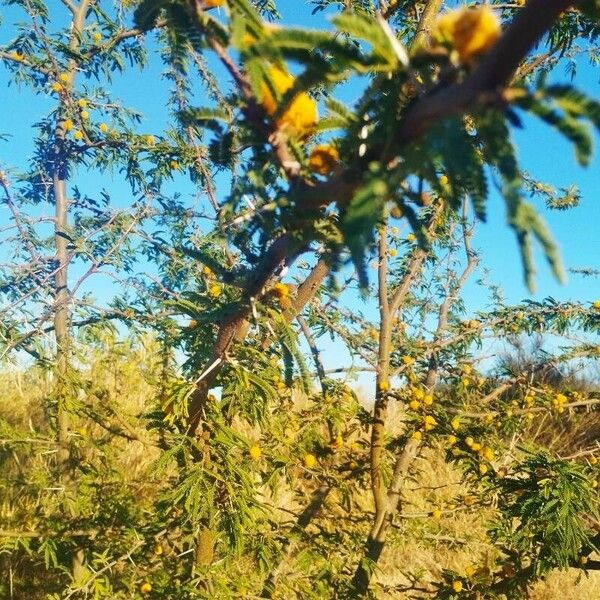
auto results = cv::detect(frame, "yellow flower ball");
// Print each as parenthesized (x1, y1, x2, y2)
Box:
(440, 174, 449, 185)
(260, 66, 318, 138)
(73, 130, 83, 140)
(423, 394, 433, 406)
(58, 73, 69, 83)
(78, 98, 88, 108)
(140, 582, 152, 594)
(447, 434, 457, 445)
(424, 415, 437, 431)
(145, 135, 155, 146)
(170, 160, 180, 171)
(93, 32, 102, 42)
(452, 580, 463, 593)
(431, 508, 442, 520)
(412, 430, 423, 441)
(433, 6, 501, 63)
(479, 463, 489, 475)
(464, 436, 474, 447)
(99, 123, 109, 133)
(308, 144, 339, 176)
(209, 283, 221, 297)
(63, 118, 73, 132)
(249, 445, 262, 460)
(271, 282, 289, 301)
(409, 400, 420, 411)
(391, 226, 399, 235)
(482, 447, 495, 461)
(593, 300, 600, 309)
(303, 453, 317, 468)
(451, 417, 460, 431)
(406, 233, 416, 243)
(389, 248, 398, 257)
(80, 110, 89, 120)
(51, 82, 63, 93)
(402, 355, 414, 366)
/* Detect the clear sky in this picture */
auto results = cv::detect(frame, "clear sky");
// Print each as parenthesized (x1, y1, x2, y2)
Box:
(1, 1, 599, 341)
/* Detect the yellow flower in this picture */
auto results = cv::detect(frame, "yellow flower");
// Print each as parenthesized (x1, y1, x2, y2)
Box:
(423, 394, 433, 406)
(260, 66, 318, 138)
(93, 32, 102, 43)
(409, 400, 420, 411)
(78, 98, 88, 108)
(170, 160, 180, 171)
(209, 283, 221, 297)
(464, 436, 474, 447)
(58, 72, 69, 83)
(249, 445, 262, 460)
(10, 51, 24, 62)
(471, 442, 482, 452)
(308, 144, 339, 176)
(73, 130, 83, 140)
(63, 118, 73, 132)
(51, 82, 63, 93)
(440, 174, 449, 185)
(378, 380, 389, 392)
(303, 453, 317, 468)
(479, 463, 489, 475)
(452, 580, 463, 593)
(433, 7, 501, 63)
(412, 430, 423, 441)
(203, 265, 214, 277)
(447, 434, 457, 445)
(272, 282, 289, 301)
(424, 415, 437, 431)
(465, 565, 475, 578)
(590, 456, 598, 465)
(140, 582, 152, 594)
(482, 447, 495, 461)
(402, 355, 414, 366)
(451, 417, 460, 431)
(412, 388, 424, 400)
(389, 248, 398, 257)
(99, 123, 108, 133)
(145, 135, 155, 146)
(431, 508, 442, 520)
(593, 300, 600, 309)
(406, 233, 416, 243)
(391, 226, 399, 235)
(153, 543, 163, 556)
(461, 364, 472, 375)
(80, 110, 89, 119)
(592, 479, 598, 489)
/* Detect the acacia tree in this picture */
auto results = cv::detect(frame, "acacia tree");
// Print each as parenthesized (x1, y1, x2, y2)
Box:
(1, 0, 600, 598)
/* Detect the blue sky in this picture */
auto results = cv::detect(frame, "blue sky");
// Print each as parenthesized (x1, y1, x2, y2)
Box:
(1, 1, 599, 344)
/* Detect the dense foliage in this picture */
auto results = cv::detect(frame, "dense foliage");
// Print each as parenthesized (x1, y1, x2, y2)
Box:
(1, 0, 600, 598)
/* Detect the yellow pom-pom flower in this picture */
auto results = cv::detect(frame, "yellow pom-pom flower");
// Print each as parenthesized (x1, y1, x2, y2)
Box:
(145, 135, 155, 146)
(308, 144, 339, 176)
(78, 98, 88, 108)
(99, 123, 109, 133)
(140, 582, 152, 594)
(73, 130, 83, 140)
(412, 430, 423, 441)
(63, 118, 73, 132)
(452, 580, 463, 593)
(402, 355, 414, 366)
(249, 445, 262, 460)
(424, 415, 437, 431)
(451, 417, 460, 431)
(260, 66, 318, 138)
(433, 6, 501, 63)
(303, 453, 317, 468)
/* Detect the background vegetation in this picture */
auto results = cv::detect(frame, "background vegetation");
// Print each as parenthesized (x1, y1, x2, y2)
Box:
(1, 0, 600, 598)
